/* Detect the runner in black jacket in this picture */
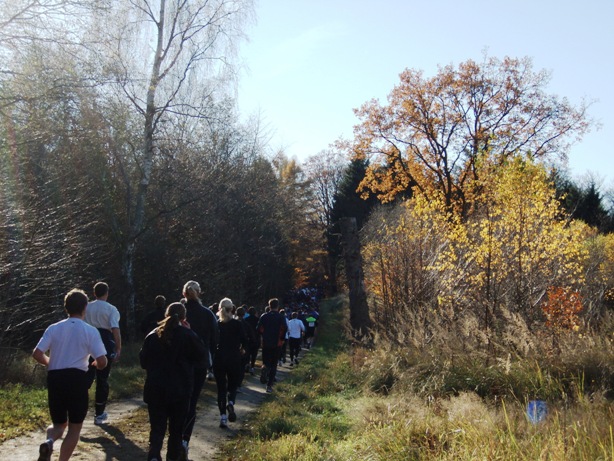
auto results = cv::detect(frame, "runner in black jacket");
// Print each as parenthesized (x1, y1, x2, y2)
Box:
(140, 302, 206, 461)
(181, 281, 219, 454)
(213, 298, 247, 428)
(256, 298, 287, 393)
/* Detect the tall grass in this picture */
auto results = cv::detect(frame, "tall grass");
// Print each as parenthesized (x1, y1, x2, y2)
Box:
(219, 296, 614, 461)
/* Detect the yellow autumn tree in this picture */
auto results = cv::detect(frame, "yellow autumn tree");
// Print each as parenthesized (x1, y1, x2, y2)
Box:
(436, 157, 588, 331)
(361, 157, 590, 351)
(361, 192, 457, 343)
(581, 231, 614, 321)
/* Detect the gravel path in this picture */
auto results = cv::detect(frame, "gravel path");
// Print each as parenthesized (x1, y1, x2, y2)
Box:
(1, 363, 293, 460)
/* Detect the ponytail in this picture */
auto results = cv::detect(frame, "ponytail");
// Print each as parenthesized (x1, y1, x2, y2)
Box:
(157, 302, 186, 345)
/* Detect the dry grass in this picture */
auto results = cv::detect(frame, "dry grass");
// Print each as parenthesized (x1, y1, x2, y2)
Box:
(220, 297, 614, 461)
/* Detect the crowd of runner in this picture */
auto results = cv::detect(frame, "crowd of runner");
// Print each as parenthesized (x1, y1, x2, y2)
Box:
(32, 281, 321, 461)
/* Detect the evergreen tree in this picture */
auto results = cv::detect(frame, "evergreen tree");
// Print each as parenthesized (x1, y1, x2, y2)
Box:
(553, 170, 612, 232)
(326, 158, 378, 294)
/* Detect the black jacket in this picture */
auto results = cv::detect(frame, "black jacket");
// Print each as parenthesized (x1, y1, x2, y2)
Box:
(184, 299, 219, 369)
(140, 325, 206, 405)
(257, 310, 288, 348)
(213, 319, 248, 364)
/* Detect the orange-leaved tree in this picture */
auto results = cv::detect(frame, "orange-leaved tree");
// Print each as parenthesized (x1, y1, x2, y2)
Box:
(541, 286, 583, 331)
(349, 55, 592, 214)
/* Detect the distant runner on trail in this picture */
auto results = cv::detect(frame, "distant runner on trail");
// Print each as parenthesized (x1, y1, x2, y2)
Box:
(33, 288, 108, 461)
(236, 305, 257, 386)
(256, 298, 287, 393)
(84, 281, 121, 426)
(287, 311, 306, 365)
(140, 295, 167, 337)
(243, 306, 260, 375)
(304, 309, 319, 349)
(213, 298, 247, 429)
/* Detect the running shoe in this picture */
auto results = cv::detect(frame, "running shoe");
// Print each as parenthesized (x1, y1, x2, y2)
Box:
(259, 366, 268, 384)
(38, 440, 52, 461)
(227, 403, 236, 422)
(181, 440, 189, 461)
(220, 414, 228, 428)
(94, 412, 108, 425)
(266, 385, 273, 393)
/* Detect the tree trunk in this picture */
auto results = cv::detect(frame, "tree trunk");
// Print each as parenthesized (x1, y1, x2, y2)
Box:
(120, 242, 137, 341)
(120, 0, 165, 339)
(339, 217, 372, 341)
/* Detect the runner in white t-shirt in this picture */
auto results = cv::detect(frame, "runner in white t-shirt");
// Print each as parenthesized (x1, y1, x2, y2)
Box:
(33, 288, 108, 461)
(287, 312, 306, 365)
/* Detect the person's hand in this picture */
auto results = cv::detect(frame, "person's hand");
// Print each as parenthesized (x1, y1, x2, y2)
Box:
(181, 319, 191, 329)
(113, 350, 121, 363)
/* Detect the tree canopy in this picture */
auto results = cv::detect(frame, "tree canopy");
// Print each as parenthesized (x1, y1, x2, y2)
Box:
(349, 55, 592, 213)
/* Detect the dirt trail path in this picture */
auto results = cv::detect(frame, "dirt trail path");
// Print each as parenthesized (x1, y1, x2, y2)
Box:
(1, 363, 294, 460)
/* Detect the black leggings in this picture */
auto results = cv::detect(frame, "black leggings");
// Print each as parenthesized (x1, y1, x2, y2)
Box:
(213, 358, 242, 414)
(182, 367, 206, 442)
(289, 337, 302, 361)
(148, 397, 189, 461)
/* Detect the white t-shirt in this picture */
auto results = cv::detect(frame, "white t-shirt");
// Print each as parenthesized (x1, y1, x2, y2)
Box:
(287, 318, 306, 339)
(35, 317, 107, 371)
(85, 299, 120, 330)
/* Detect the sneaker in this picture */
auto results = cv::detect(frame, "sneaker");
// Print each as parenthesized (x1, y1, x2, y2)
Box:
(278, 360, 283, 367)
(266, 385, 273, 393)
(259, 366, 268, 384)
(181, 440, 189, 460)
(220, 414, 228, 428)
(38, 440, 52, 461)
(289, 361, 294, 367)
(207, 370, 215, 381)
(94, 412, 108, 425)
(227, 403, 236, 422)
(249, 367, 255, 375)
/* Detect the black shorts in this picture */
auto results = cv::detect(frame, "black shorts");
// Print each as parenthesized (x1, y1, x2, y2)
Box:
(47, 368, 89, 424)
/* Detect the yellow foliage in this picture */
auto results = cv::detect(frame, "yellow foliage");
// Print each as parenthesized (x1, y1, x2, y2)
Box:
(363, 156, 589, 330)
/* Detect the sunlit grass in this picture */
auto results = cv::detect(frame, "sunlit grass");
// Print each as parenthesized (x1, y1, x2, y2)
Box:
(107, 342, 145, 399)
(219, 296, 614, 461)
(0, 384, 48, 442)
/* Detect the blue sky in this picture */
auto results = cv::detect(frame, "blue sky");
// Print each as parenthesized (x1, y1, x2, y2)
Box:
(238, 0, 614, 188)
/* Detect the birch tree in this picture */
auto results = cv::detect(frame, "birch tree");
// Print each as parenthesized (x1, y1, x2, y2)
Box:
(92, 0, 253, 336)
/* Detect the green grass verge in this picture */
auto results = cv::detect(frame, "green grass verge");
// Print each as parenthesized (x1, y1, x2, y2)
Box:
(0, 384, 48, 442)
